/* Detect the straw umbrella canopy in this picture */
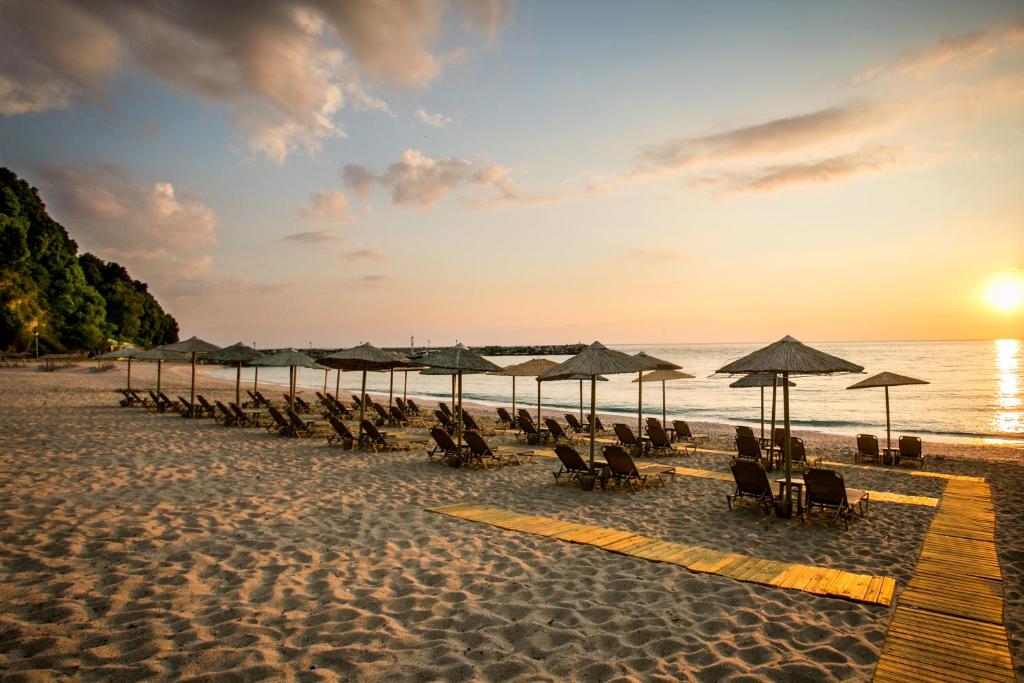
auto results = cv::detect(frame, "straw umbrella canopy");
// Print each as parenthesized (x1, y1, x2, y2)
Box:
(539, 342, 648, 468)
(539, 372, 607, 424)
(94, 347, 140, 391)
(847, 372, 929, 453)
(135, 346, 188, 398)
(250, 349, 326, 412)
(418, 346, 501, 455)
(158, 336, 221, 417)
(633, 368, 696, 426)
(206, 342, 264, 407)
(729, 373, 795, 441)
(320, 343, 413, 444)
(491, 359, 558, 431)
(716, 336, 863, 515)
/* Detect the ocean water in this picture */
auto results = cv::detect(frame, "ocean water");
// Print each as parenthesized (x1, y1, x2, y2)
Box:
(208, 339, 1024, 446)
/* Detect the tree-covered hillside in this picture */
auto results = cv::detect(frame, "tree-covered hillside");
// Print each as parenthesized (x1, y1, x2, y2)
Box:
(0, 167, 178, 353)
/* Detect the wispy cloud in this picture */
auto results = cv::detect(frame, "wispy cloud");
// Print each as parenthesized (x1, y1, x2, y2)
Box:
(853, 23, 1024, 84)
(283, 229, 340, 246)
(694, 145, 906, 194)
(353, 274, 392, 288)
(299, 190, 351, 222)
(415, 107, 452, 128)
(344, 248, 385, 261)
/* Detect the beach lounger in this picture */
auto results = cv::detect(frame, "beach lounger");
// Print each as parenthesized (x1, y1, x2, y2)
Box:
(726, 459, 777, 515)
(897, 435, 925, 469)
(295, 395, 314, 414)
(613, 423, 649, 454)
(389, 405, 413, 427)
(602, 445, 675, 492)
(196, 395, 217, 418)
(462, 410, 492, 434)
(552, 444, 603, 484)
(327, 415, 357, 447)
(517, 408, 535, 426)
(214, 400, 237, 426)
(406, 399, 422, 415)
(351, 394, 365, 411)
(516, 415, 546, 444)
(428, 427, 467, 464)
(159, 392, 178, 413)
(646, 422, 678, 455)
(855, 434, 881, 464)
(371, 402, 390, 425)
(176, 396, 196, 417)
(564, 414, 589, 434)
(244, 390, 260, 408)
(735, 433, 769, 469)
(586, 414, 607, 433)
(288, 407, 328, 438)
(496, 407, 517, 430)
(463, 430, 533, 468)
(360, 419, 422, 451)
(434, 409, 455, 434)
(230, 402, 259, 428)
(803, 468, 869, 529)
(439, 402, 453, 418)
(544, 418, 573, 443)
(254, 391, 273, 408)
(735, 425, 755, 440)
(788, 436, 819, 471)
(673, 420, 706, 449)
(266, 406, 294, 436)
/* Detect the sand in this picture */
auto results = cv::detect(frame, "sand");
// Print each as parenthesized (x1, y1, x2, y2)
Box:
(0, 363, 1020, 681)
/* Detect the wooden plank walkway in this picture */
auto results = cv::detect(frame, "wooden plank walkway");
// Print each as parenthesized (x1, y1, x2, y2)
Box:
(427, 502, 896, 607)
(532, 449, 939, 507)
(873, 479, 1015, 682)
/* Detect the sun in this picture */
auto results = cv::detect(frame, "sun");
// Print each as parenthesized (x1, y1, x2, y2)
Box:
(985, 274, 1024, 313)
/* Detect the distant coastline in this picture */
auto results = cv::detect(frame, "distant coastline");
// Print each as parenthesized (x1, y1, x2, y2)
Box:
(269, 344, 587, 358)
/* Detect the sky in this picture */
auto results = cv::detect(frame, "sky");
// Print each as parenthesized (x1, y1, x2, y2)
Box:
(1, 0, 1022, 347)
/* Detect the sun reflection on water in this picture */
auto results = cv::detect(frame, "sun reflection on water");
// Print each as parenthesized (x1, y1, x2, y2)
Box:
(994, 339, 1021, 436)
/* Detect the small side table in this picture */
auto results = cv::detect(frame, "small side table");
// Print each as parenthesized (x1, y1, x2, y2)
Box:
(774, 479, 805, 516)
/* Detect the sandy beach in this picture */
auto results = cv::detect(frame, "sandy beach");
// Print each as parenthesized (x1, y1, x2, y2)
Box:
(1, 363, 1021, 681)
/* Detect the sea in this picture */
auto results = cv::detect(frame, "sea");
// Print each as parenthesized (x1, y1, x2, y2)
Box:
(208, 339, 1023, 447)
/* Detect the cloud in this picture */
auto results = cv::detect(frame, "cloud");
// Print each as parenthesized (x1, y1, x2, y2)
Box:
(0, 0, 513, 161)
(693, 145, 905, 194)
(631, 101, 891, 177)
(344, 248, 385, 261)
(344, 148, 565, 209)
(283, 229, 340, 246)
(353, 274, 392, 288)
(455, 0, 514, 43)
(37, 162, 216, 295)
(853, 23, 1024, 84)
(415, 107, 452, 127)
(299, 190, 350, 222)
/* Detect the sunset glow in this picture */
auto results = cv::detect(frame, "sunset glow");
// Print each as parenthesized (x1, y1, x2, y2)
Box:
(985, 275, 1024, 314)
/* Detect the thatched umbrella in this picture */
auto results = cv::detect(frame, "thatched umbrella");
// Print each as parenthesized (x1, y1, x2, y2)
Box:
(633, 368, 695, 426)
(539, 372, 608, 423)
(729, 373, 794, 441)
(136, 346, 187, 398)
(716, 336, 862, 516)
(94, 347, 140, 391)
(539, 342, 648, 468)
(158, 336, 221, 417)
(320, 343, 412, 444)
(491, 359, 558, 431)
(847, 372, 929, 453)
(631, 352, 681, 453)
(206, 342, 263, 407)
(419, 346, 501, 455)
(250, 349, 326, 411)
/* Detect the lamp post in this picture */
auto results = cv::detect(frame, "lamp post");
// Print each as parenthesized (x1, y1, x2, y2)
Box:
(34, 331, 39, 358)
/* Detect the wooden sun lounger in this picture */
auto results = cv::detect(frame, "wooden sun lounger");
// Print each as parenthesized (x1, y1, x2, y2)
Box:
(602, 445, 675, 492)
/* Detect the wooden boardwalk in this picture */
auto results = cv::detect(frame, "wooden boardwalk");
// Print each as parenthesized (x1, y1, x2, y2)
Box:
(428, 502, 896, 607)
(873, 479, 1015, 682)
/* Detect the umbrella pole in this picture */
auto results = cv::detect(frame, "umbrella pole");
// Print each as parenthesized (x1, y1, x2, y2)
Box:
(358, 370, 367, 445)
(189, 352, 196, 418)
(388, 369, 394, 412)
(662, 380, 666, 426)
(236, 362, 241, 407)
(579, 380, 583, 424)
(783, 371, 792, 512)
(403, 371, 408, 403)
(127, 357, 132, 391)
(885, 385, 891, 453)
(588, 376, 597, 469)
(254, 365, 259, 393)
(760, 386, 765, 441)
(536, 378, 541, 433)
(770, 373, 778, 463)
(456, 371, 464, 455)
(335, 369, 341, 400)
(323, 369, 328, 396)
(451, 375, 456, 412)
(157, 360, 162, 398)
(290, 366, 295, 410)
(637, 371, 643, 456)
(512, 376, 516, 419)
